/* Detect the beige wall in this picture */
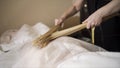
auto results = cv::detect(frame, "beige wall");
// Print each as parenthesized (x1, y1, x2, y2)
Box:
(0, 0, 80, 35)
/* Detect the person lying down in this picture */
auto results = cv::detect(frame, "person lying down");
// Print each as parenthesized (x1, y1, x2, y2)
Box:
(0, 22, 120, 68)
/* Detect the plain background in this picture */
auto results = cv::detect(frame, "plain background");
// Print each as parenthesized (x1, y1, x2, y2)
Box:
(0, 0, 80, 35)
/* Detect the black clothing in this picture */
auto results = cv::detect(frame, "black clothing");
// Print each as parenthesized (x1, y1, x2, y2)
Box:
(81, 0, 120, 51)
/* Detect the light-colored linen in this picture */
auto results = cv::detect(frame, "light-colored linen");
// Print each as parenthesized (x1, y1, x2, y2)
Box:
(0, 22, 119, 68)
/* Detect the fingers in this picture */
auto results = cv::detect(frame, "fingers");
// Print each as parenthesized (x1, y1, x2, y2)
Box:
(55, 18, 64, 28)
(55, 19, 62, 25)
(83, 19, 93, 29)
(86, 21, 101, 29)
(61, 23, 64, 28)
(55, 19, 59, 25)
(87, 20, 95, 29)
(83, 17, 102, 29)
(83, 11, 103, 29)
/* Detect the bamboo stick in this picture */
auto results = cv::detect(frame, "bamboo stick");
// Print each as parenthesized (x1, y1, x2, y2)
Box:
(50, 23, 87, 39)
(34, 12, 120, 48)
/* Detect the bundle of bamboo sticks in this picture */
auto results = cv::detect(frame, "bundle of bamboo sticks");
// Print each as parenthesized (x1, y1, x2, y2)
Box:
(33, 12, 120, 48)
(33, 23, 87, 48)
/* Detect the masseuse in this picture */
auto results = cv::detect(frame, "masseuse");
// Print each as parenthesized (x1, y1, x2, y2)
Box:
(55, 0, 120, 51)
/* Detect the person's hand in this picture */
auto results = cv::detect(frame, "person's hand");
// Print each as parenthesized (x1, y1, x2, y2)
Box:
(55, 18, 64, 27)
(83, 12, 103, 29)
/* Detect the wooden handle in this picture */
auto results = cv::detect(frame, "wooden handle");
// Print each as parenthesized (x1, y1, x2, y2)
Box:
(50, 13, 120, 40)
(51, 23, 87, 39)
(39, 24, 61, 40)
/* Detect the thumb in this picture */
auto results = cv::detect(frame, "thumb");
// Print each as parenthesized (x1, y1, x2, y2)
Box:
(82, 20, 90, 29)
(55, 19, 59, 25)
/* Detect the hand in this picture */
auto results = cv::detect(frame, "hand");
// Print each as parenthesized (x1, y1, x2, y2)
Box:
(83, 12, 103, 29)
(55, 18, 64, 27)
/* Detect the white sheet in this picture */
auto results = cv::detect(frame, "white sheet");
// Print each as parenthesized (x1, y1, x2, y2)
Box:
(0, 22, 120, 68)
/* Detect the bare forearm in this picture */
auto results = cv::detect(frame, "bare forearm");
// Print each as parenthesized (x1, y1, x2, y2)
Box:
(60, 6, 78, 21)
(60, 0, 84, 21)
(95, 0, 120, 19)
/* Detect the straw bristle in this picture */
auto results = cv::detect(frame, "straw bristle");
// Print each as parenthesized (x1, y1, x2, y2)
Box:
(33, 35, 52, 48)
(33, 23, 87, 48)
(33, 24, 61, 48)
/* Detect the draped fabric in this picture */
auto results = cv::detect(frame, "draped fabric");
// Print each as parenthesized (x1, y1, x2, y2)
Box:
(0, 23, 120, 68)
